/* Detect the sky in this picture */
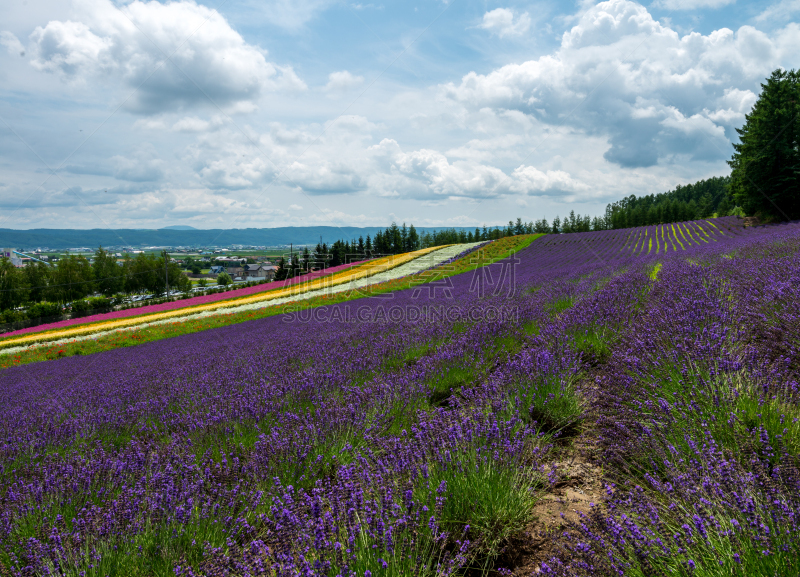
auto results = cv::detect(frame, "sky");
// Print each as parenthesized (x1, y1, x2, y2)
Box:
(0, 0, 797, 231)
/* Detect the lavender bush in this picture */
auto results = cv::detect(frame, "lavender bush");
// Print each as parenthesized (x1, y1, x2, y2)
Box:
(1, 217, 799, 576)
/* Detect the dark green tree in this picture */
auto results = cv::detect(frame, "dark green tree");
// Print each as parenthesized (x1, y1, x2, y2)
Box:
(274, 258, 288, 281)
(729, 69, 800, 221)
(0, 257, 27, 311)
(158, 251, 187, 294)
(185, 256, 202, 274)
(23, 261, 51, 304)
(93, 246, 123, 296)
(388, 222, 402, 253)
(408, 225, 419, 251)
(50, 255, 93, 303)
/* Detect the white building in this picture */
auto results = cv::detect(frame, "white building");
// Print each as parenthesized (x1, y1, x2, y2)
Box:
(1, 249, 23, 267)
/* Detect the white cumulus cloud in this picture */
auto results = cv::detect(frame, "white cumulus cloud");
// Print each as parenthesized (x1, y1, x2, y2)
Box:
(324, 70, 364, 92)
(443, 0, 794, 168)
(28, 0, 306, 114)
(367, 138, 585, 200)
(478, 8, 531, 38)
(0, 31, 26, 56)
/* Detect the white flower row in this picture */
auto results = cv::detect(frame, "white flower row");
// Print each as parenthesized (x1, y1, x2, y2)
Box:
(193, 241, 483, 318)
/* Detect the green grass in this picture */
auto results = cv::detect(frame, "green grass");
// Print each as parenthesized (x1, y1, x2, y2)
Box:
(273, 425, 367, 491)
(548, 295, 575, 316)
(426, 361, 480, 407)
(523, 320, 540, 336)
(509, 372, 585, 439)
(481, 333, 525, 362)
(418, 447, 543, 574)
(371, 396, 426, 436)
(383, 340, 442, 372)
(648, 262, 662, 280)
(571, 325, 614, 366)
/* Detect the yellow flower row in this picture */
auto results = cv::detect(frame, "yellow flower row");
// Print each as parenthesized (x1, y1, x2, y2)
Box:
(0, 246, 446, 350)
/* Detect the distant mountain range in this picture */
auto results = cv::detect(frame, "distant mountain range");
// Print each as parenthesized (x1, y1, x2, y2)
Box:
(0, 226, 473, 250)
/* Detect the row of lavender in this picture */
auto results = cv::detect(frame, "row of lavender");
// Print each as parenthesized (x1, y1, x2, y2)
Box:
(0, 219, 797, 575)
(540, 223, 800, 575)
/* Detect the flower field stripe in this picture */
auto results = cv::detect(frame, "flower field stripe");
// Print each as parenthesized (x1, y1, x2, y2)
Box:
(0, 246, 446, 349)
(677, 224, 687, 249)
(704, 219, 723, 234)
(688, 220, 710, 242)
(693, 221, 710, 242)
(638, 228, 648, 255)
(676, 222, 693, 247)
(670, 225, 682, 250)
(683, 222, 699, 245)
(0, 247, 441, 348)
(670, 224, 681, 249)
(675, 222, 689, 246)
(182, 243, 480, 319)
(0, 237, 536, 365)
(630, 229, 642, 255)
(0, 260, 372, 339)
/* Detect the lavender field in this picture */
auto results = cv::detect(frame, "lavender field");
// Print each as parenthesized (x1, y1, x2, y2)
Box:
(1, 217, 799, 576)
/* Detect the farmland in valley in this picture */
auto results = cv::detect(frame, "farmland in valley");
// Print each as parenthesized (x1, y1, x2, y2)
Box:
(1, 217, 799, 576)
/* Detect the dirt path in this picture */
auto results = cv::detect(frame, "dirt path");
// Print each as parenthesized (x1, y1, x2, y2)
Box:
(502, 432, 604, 574)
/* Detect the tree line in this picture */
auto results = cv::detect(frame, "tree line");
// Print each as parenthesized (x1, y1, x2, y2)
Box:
(0, 248, 190, 313)
(273, 221, 541, 280)
(601, 176, 734, 230)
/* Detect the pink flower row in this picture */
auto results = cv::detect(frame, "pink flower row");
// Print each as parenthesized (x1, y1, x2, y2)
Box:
(2, 261, 366, 338)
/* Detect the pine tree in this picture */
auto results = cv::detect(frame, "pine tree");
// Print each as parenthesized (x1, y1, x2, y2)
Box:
(93, 246, 123, 296)
(408, 225, 419, 251)
(0, 257, 27, 311)
(729, 69, 800, 221)
(274, 257, 287, 281)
